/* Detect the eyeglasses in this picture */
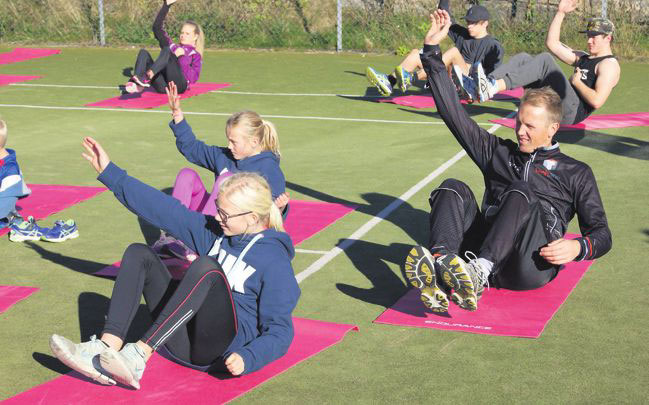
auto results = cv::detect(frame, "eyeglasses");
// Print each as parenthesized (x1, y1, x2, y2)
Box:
(215, 204, 252, 225)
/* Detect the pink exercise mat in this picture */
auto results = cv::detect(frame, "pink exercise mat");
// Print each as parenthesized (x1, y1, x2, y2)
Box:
(0, 184, 106, 237)
(0, 74, 41, 87)
(0, 286, 39, 314)
(490, 112, 649, 131)
(0, 48, 60, 65)
(374, 234, 593, 338)
(5, 318, 358, 404)
(94, 199, 356, 278)
(378, 88, 524, 109)
(85, 83, 231, 109)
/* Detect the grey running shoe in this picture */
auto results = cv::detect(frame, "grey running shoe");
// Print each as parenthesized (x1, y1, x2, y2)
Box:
(100, 343, 146, 390)
(437, 253, 489, 311)
(404, 246, 449, 312)
(49, 334, 116, 385)
(366, 66, 393, 96)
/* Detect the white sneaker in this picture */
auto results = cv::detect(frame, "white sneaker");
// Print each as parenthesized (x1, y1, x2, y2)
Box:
(100, 343, 146, 390)
(49, 334, 116, 385)
(473, 63, 498, 103)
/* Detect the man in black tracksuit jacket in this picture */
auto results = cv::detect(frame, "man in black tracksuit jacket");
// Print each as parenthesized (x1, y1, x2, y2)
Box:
(404, 10, 612, 313)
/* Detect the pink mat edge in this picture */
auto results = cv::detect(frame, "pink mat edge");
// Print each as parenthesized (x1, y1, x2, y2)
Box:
(373, 234, 592, 338)
(0, 286, 40, 314)
(489, 112, 649, 130)
(84, 82, 232, 108)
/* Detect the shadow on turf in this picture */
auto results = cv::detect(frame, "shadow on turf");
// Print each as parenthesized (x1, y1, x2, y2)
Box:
(33, 292, 151, 377)
(554, 129, 649, 161)
(285, 181, 430, 245)
(335, 240, 412, 308)
(24, 241, 108, 275)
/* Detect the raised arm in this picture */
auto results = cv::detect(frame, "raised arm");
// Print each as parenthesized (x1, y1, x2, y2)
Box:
(420, 10, 499, 171)
(82, 137, 220, 255)
(152, 2, 174, 49)
(166, 83, 230, 172)
(570, 58, 620, 109)
(546, 0, 581, 65)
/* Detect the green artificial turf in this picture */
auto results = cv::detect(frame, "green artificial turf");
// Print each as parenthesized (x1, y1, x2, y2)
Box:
(1, 47, 648, 403)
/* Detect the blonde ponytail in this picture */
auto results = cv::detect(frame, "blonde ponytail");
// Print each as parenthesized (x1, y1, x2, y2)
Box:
(219, 172, 285, 233)
(226, 111, 281, 158)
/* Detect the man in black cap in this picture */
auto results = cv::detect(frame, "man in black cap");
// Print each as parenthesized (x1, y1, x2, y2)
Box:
(473, 0, 620, 124)
(366, 1, 503, 98)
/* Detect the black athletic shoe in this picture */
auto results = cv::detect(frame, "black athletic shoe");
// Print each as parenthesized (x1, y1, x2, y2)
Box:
(404, 246, 449, 312)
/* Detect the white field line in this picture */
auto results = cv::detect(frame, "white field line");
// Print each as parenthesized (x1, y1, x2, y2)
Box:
(8, 82, 384, 97)
(295, 248, 330, 255)
(0, 103, 496, 126)
(294, 115, 514, 284)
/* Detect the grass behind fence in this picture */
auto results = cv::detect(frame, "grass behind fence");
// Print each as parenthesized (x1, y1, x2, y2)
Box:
(0, 0, 648, 59)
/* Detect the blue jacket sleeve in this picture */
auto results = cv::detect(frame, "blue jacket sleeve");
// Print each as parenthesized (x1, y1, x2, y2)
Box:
(97, 162, 220, 255)
(170, 119, 232, 174)
(236, 262, 300, 374)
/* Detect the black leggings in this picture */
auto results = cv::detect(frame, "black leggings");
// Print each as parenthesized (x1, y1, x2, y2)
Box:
(102, 244, 237, 366)
(428, 178, 558, 290)
(133, 48, 187, 94)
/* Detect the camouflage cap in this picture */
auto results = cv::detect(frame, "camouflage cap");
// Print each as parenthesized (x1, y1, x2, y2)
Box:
(579, 18, 615, 36)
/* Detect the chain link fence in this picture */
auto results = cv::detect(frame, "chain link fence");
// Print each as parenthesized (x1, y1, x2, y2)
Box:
(1, 0, 648, 58)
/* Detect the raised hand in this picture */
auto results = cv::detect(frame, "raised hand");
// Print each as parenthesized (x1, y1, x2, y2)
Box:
(166, 81, 184, 122)
(424, 9, 451, 46)
(82, 137, 111, 174)
(558, 0, 578, 14)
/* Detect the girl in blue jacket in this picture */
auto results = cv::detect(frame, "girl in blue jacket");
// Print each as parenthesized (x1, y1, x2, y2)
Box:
(126, 0, 204, 94)
(153, 82, 289, 259)
(49, 137, 300, 389)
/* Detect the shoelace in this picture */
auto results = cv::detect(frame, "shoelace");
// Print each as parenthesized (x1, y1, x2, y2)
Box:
(464, 251, 490, 289)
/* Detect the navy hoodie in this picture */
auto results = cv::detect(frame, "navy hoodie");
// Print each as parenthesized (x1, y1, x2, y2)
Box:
(170, 119, 286, 199)
(0, 149, 31, 218)
(98, 162, 300, 375)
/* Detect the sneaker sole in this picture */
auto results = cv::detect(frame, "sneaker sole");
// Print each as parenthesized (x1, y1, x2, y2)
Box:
(42, 230, 79, 243)
(475, 64, 490, 103)
(404, 246, 449, 312)
(437, 255, 478, 311)
(100, 347, 141, 390)
(394, 67, 409, 93)
(9, 233, 42, 242)
(450, 66, 472, 102)
(49, 335, 116, 385)
(365, 67, 391, 96)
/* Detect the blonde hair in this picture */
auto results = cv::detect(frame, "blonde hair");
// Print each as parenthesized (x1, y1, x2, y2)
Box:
(219, 172, 284, 232)
(184, 20, 205, 56)
(521, 86, 563, 125)
(226, 111, 281, 158)
(0, 120, 7, 148)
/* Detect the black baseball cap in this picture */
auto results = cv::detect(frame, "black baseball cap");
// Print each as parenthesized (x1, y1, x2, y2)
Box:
(464, 5, 490, 22)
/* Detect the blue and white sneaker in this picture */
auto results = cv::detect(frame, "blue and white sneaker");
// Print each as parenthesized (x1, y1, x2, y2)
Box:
(473, 62, 498, 103)
(41, 219, 79, 242)
(366, 66, 393, 96)
(450, 64, 474, 102)
(0, 211, 23, 230)
(394, 66, 414, 92)
(9, 216, 49, 242)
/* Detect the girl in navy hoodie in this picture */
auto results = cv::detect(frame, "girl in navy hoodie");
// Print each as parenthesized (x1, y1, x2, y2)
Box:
(125, 0, 204, 94)
(49, 137, 300, 389)
(153, 82, 289, 259)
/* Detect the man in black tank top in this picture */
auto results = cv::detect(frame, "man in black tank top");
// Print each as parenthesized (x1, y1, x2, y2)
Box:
(471, 0, 620, 124)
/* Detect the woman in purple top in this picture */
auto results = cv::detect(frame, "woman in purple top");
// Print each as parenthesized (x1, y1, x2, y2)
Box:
(125, 0, 204, 94)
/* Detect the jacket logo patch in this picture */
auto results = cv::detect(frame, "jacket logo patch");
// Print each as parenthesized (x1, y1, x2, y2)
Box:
(543, 159, 558, 171)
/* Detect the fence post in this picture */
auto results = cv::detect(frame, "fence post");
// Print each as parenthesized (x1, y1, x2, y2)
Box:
(98, 0, 106, 46)
(337, 0, 342, 52)
(601, 0, 607, 18)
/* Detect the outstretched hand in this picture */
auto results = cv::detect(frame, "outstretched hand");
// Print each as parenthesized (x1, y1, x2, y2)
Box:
(82, 137, 111, 174)
(424, 9, 451, 46)
(274, 192, 290, 211)
(557, 0, 578, 13)
(166, 81, 184, 123)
